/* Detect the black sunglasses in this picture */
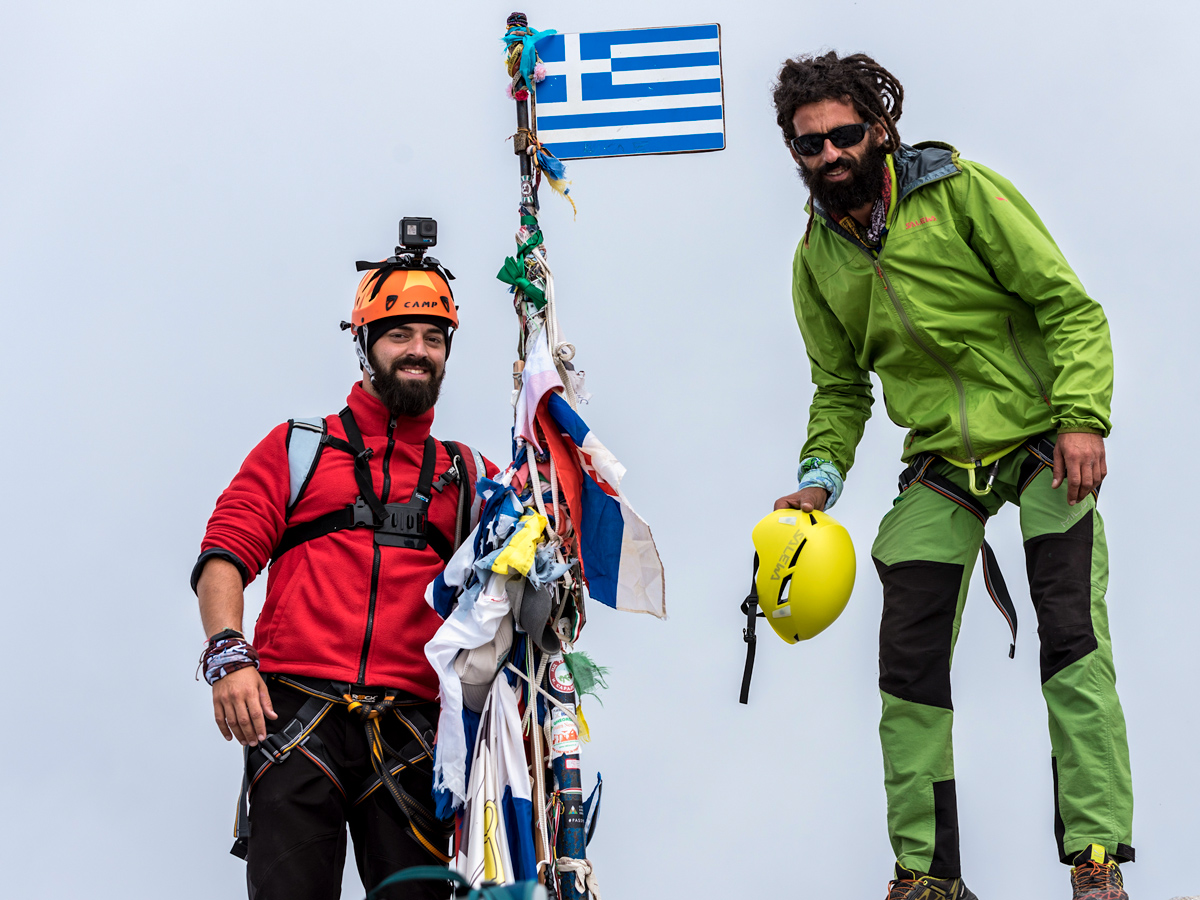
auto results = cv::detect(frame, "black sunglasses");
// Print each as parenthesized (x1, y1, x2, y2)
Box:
(789, 121, 873, 157)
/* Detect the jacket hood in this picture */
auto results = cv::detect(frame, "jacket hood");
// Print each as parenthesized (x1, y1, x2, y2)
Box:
(892, 141, 961, 203)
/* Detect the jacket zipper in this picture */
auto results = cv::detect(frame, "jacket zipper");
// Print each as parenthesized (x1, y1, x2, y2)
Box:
(380, 416, 398, 502)
(860, 248, 977, 463)
(357, 415, 398, 683)
(1006, 317, 1050, 405)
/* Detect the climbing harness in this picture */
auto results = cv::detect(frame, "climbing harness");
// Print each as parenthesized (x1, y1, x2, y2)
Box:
(895, 433, 1076, 659)
(273, 407, 477, 564)
(228, 409, 483, 862)
(231, 674, 451, 862)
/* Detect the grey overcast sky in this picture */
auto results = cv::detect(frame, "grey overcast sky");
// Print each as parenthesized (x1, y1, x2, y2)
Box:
(2, 1, 1197, 898)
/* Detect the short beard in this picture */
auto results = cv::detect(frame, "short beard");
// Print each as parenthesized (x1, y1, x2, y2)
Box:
(797, 136, 888, 215)
(368, 349, 445, 417)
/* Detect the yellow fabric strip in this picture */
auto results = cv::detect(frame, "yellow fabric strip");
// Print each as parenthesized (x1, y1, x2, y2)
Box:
(491, 511, 548, 576)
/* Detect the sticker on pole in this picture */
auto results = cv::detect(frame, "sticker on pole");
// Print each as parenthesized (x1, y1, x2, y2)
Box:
(534, 24, 725, 160)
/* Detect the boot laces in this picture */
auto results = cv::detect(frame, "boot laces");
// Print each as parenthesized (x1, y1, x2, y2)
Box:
(886, 876, 952, 900)
(1072, 859, 1122, 894)
(887, 879, 919, 900)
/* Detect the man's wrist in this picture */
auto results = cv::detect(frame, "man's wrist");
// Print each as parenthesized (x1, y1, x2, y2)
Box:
(797, 457, 844, 509)
(198, 633, 259, 686)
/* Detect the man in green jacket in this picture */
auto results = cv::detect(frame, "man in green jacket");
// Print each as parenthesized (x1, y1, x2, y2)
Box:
(771, 52, 1134, 900)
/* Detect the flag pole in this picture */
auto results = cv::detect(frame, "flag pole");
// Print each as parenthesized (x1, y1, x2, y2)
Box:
(508, 11, 540, 222)
(503, 12, 590, 899)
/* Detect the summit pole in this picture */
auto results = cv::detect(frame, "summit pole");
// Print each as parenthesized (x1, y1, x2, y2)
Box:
(502, 12, 589, 898)
(507, 12, 540, 230)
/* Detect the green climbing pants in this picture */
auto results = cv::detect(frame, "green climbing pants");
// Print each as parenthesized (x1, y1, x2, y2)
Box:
(870, 436, 1134, 877)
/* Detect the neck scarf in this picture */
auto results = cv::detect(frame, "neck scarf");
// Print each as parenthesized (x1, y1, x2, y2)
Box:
(836, 162, 893, 248)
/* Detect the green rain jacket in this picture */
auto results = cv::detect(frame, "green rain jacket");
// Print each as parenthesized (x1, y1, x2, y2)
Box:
(793, 141, 1113, 476)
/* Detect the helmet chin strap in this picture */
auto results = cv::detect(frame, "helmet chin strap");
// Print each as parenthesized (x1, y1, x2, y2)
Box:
(354, 324, 378, 384)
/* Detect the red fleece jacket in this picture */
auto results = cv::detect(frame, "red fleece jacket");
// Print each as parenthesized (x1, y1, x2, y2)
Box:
(194, 384, 497, 698)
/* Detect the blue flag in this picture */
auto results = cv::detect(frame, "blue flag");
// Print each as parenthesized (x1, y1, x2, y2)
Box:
(534, 24, 725, 160)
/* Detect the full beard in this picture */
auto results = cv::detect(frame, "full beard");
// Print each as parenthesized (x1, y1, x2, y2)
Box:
(368, 350, 445, 417)
(798, 137, 888, 215)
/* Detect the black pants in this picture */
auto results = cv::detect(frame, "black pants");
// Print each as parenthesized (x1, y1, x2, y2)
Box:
(244, 678, 449, 900)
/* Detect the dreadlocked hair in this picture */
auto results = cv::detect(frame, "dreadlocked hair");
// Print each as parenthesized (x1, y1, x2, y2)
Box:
(772, 51, 905, 246)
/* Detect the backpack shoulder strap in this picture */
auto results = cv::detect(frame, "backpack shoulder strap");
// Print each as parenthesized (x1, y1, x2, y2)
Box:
(464, 445, 485, 527)
(443, 441, 486, 528)
(285, 417, 327, 516)
(438, 440, 487, 548)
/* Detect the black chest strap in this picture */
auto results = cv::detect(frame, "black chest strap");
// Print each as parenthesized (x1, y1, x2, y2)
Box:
(272, 407, 456, 563)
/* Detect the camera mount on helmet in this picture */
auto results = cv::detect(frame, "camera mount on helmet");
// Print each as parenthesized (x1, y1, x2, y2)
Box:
(353, 218, 456, 289)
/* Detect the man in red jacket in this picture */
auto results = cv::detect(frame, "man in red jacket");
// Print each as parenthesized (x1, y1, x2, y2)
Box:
(192, 237, 496, 899)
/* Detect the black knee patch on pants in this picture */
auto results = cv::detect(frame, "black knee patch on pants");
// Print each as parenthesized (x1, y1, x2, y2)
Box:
(930, 778, 961, 878)
(1024, 513, 1098, 684)
(874, 558, 964, 709)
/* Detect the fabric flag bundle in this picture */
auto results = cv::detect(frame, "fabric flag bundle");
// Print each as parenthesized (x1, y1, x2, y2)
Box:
(455, 676, 537, 884)
(537, 393, 664, 617)
(514, 327, 565, 452)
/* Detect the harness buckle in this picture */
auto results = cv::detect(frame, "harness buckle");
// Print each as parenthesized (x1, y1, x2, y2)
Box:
(258, 730, 296, 765)
(431, 464, 460, 493)
(351, 497, 376, 527)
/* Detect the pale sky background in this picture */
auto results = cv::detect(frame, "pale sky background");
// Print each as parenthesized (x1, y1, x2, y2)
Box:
(2, 1, 1197, 898)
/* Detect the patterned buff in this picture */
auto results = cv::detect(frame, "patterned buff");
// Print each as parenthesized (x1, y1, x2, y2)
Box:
(199, 636, 259, 685)
(797, 456, 845, 510)
(837, 163, 893, 248)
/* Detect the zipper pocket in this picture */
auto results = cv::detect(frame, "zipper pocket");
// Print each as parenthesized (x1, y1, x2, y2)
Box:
(1006, 317, 1049, 405)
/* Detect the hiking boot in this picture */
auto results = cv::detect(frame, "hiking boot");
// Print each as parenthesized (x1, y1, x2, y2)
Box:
(886, 863, 979, 900)
(1070, 844, 1128, 900)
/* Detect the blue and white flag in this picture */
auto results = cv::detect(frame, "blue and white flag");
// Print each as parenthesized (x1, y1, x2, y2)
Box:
(537, 393, 666, 618)
(534, 24, 724, 160)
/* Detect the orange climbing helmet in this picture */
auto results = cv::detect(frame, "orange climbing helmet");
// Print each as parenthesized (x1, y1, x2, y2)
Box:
(344, 230, 460, 375)
(351, 264, 459, 333)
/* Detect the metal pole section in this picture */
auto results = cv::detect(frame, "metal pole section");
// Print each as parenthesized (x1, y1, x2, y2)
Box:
(547, 653, 586, 900)
(507, 12, 540, 217)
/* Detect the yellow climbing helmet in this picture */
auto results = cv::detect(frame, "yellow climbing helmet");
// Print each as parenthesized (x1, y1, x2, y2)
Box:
(751, 508, 856, 643)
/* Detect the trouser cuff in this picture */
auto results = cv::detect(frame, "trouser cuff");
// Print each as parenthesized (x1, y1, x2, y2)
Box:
(1060, 841, 1135, 865)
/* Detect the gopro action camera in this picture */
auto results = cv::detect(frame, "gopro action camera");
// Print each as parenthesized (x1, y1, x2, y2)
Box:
(400, 217, 437, 249)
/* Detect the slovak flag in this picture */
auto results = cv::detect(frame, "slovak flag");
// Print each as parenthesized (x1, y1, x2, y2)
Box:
(537, 392, 665, 618)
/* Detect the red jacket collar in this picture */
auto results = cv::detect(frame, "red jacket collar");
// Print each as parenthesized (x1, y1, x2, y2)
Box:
(346, 382, 434, 444)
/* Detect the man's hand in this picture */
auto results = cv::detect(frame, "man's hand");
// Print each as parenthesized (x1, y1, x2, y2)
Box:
(1052, 432, 1107, 506)
(212, 666, 277, 746)
(774, 486, 829, 513)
